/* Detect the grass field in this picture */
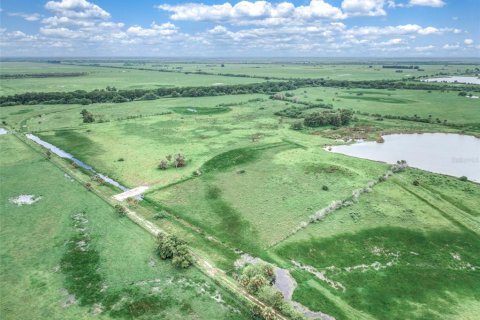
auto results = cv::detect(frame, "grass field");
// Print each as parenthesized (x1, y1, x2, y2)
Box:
(282, 87, 480, 126)
(1, 60, 479, 320)
(90, 62, 478, 81)
(0, 133, 249, 320)
(0, 62, 267, 96)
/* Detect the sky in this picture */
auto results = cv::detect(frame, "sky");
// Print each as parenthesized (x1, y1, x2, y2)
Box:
(0, 0, 479, 57)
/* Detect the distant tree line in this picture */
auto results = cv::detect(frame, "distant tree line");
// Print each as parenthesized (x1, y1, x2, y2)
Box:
(0, 72, 87, 79)
(382, 65, 420, 69)
(2, 78, 479, 107)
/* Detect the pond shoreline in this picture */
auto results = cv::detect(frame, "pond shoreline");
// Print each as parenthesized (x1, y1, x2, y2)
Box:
(325, 133, 480, 183)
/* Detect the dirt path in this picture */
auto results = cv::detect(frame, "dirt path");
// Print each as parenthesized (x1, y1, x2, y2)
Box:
(11, 131, 288, 320)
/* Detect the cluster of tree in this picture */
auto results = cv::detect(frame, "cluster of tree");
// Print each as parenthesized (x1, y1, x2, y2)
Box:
(304, 109, 353, 127)
(237, 263, 304, 320)
(382, 65, 420, 69)
(156, 233, 193, 269)
(3, 78, 479, 107)
(80, 109, 94, 123)
(0, 72, 87, 79)
(272, 97, 333, 118)
(158, 153, 186, 170)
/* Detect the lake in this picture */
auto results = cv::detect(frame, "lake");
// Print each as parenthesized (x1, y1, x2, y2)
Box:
(422, 76, 480, 85)
(328, 133, 480, 182)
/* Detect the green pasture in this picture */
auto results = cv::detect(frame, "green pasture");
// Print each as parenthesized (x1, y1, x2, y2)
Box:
(95, 62, 477, 81)
(0, 62, 266, 96)
(271, 168, 480, 320)
(284, 87, 480, 126)
(0, 134, 248, 320)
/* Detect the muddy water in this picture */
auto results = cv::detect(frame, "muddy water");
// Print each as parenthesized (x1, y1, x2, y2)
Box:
(26, 133, 130, 192)
(328, 133, 480, 182)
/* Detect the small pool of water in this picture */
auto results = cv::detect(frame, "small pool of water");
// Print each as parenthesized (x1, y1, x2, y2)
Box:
(422, 76, 480, 85)
(26, 134, 130, 192)
(328, 133, 480, 182)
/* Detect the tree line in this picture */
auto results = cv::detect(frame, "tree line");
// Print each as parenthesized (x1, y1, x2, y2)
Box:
(2, 78, 479, 107)
(0, 72, 87, 79)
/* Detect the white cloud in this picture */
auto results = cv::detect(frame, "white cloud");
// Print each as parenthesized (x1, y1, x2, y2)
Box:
(347, 24, 459, 37)
(7, 12, 41, 21)
(409, 0, 445, 7)
(45, 0, 110, 19)
(42, 16, 95, 27)
(127, 22, 178, 37)
(464, 38, 473, 45)
(443, 43, 460, 50)
(157, 0, 368, 24)
(380, 38, 405, 45)
(341, 0, 386, 17)
(415, 45, 434, 51)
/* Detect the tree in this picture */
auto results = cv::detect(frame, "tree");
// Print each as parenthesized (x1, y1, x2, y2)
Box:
(80, 109, 94, 123)
(158, 159, 168, 170)
(174, 153, 186, 168)
(46, 150, 52, 159)
(156, 233, 193, 268)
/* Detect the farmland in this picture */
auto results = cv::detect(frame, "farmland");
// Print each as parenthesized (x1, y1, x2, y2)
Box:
(1, 59, 479, 320)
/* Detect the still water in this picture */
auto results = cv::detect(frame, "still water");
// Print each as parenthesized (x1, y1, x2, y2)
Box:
(26, 133, 130, 191)
(422, 76, 480, 85)
(329, 133, 480, 182)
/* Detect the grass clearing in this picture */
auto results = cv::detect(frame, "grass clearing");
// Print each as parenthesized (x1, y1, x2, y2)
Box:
(0, 134, 249, 319)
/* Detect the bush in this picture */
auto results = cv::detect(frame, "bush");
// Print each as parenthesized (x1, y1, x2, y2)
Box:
(114, 204, 127, 216)
(413, 180, 420, 186)
(156, 233, 192, 268)
(459, 176, 468, 181)
(290, 121, 303, 130)
(322, 185, 329, 191)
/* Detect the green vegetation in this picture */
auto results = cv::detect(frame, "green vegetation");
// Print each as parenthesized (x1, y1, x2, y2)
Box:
(1, 60, 479, 320)
(0, 134, 248, 320)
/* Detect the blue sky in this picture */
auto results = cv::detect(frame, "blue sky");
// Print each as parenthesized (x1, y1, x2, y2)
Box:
(0, 0, 478, 57)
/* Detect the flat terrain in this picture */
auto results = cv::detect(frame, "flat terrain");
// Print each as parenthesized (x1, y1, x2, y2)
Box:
(0, 62, 267, 96)
(0, 134, 248, 320)
(1, 60, 479, 320)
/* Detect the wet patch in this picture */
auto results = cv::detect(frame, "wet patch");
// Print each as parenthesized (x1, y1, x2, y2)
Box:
(9, 194, 42, 206)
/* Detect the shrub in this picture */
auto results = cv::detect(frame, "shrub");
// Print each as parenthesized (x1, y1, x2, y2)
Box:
(290, 121, 303, 130)
(459, 176, 468, 181)
(156, 233, 192, 268)
(114, 204, 127, 216)
(322, 185, 329, 191)
(80, 109, 94, 123)
(174, 153, 186, 168)
(158, 159, 168, 170)
(413, 180, 420, 186)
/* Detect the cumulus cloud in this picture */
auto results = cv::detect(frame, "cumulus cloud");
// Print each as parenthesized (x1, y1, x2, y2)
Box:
(347, 24, 459, 37)
(157, 0, 389, 24)
(45, 0, 110, 19)
(341, 0, 386, 17)
(464, 38, 473, 45)
(127, 22, 178, 37)
(7, 12, 42, 21)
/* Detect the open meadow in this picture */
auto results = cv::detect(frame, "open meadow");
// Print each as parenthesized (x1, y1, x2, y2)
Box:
(1, 59, 479, 320)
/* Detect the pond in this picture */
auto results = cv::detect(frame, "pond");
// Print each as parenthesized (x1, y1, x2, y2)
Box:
(328, 133, 480, 182)
(421, 76, 480, 85)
